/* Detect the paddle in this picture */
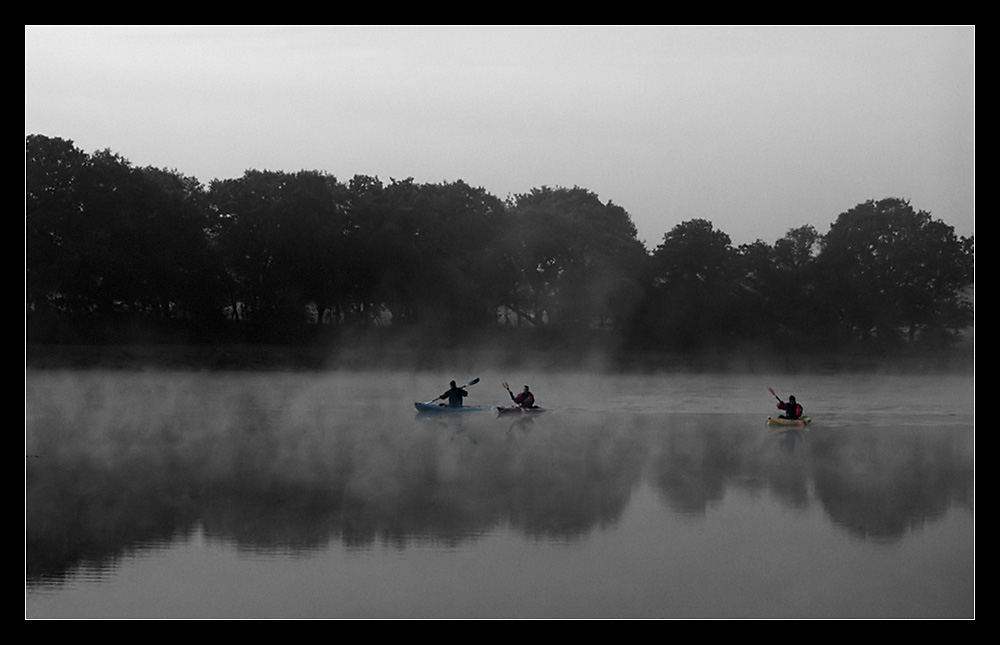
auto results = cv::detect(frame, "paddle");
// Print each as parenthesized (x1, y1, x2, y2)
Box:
(503, 382, 538, 409)
(424, 377, 480, 405)
(768, 387, 803, 420)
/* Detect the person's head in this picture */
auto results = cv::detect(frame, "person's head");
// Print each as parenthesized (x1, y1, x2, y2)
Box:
(788, 395, 796, 403)
(450, 380, 457, 387)
(523, 385, 530, 392)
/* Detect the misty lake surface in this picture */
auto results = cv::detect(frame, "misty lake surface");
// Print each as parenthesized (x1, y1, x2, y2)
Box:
(25, 367, 974, 618)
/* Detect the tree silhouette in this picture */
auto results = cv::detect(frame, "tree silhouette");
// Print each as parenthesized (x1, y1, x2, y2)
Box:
(26, 135, 219, 338)
(208, 169, 352, 332)
(817, 198, 974, 347)
(640, 219, 740, 349)
(25, 134, 975, 356)
(501, 187, 648, 334)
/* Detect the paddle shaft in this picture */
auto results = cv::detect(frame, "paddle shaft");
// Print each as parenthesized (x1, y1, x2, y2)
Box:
(426, 377, 480, 404)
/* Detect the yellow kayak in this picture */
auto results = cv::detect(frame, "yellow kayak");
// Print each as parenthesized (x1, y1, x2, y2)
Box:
(767, 416, 811, 427)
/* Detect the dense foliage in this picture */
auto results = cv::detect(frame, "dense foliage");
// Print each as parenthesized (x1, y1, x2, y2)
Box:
(26, 135, 974, 353)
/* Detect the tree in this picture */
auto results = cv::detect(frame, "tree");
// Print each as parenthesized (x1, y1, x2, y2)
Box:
(26, 135, 219, 330)
(26, 134, 91, 316)
(412, 180, 509, 329)
(817, 198, 974, 346)
(136, 166, 222, 322)
(341, 177, 508, 330)
(639, 219, 740, 349)
(501, 187, 648, 334)
(735, 225, 833, 347)
(208, 170, 350, 329)
(731, 239, 777, 343)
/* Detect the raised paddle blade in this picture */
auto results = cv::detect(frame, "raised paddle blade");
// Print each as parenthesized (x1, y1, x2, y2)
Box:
(423, 377, 478, 406)
(768, 387, 782, 402)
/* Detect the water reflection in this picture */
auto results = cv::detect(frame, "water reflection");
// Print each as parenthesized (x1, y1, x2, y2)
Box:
(26, 370, 974, 615)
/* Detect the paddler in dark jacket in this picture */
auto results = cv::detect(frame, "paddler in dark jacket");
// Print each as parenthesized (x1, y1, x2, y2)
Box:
(441, 381, 469, 408)
(510, 385, 536, 409)
(777, 395, 803, 419)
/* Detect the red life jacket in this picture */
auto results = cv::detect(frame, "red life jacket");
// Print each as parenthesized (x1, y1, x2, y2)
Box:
(778, 401, 803, 418)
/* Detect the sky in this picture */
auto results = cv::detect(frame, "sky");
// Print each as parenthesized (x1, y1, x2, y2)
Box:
(25, 25, 975, 249)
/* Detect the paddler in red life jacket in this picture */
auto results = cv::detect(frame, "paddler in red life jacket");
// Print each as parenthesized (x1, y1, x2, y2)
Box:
(510, 385, 536, 409)
(777, 395, 803, 419)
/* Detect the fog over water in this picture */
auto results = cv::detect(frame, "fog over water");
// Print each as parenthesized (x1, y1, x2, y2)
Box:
(25, 364, 974, 618)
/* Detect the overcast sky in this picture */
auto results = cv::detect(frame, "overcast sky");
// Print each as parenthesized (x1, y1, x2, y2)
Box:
(25, 25, 975, 248)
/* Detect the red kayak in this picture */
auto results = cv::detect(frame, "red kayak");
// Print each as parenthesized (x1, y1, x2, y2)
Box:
(496, 405, 546, 415)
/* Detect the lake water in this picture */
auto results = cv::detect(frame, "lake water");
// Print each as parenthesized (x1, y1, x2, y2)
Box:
(25, 367, 975, 618)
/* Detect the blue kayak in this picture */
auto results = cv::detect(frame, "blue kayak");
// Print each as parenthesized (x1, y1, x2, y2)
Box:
(414, 402, 491, 413)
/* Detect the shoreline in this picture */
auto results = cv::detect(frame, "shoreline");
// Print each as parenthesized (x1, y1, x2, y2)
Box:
(25, 340, 975, 375)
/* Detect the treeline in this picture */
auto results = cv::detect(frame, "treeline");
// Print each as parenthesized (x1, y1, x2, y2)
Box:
(26, 134, 974, 354)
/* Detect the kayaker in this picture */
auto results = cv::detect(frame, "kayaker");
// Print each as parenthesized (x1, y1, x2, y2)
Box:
(777, 395, 803, 419)
(510, 385, 536, 409)
(440, 380, 469, 408)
